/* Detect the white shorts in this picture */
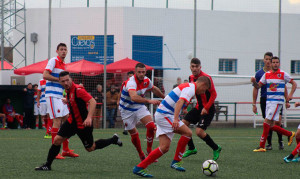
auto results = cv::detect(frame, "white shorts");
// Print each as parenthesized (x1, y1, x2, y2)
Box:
(46, 97, 69, 119)
(122, 105, 151, 130)
(34, 103, 40, 116)
(265, 104, 283, 121)
(155, 112, 184, 140)
(39, 103, 47, 116)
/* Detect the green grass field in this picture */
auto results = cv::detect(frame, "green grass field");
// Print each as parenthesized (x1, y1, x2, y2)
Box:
(1, 127, 299, 179)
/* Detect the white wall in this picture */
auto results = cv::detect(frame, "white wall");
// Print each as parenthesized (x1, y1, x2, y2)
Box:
(14, 7, 300, 103)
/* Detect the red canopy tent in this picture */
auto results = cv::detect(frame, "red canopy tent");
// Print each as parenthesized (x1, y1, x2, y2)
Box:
(66, 59, 104, 76)
(14, 59, 48, 75)
(106, 57, 154, 73)
(0, 61, 13, 70)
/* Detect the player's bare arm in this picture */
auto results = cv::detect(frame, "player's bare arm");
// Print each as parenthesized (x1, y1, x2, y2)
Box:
(128, 90, 160, 105)
(151, 86, 165, 99)
(83, 98, 96, 127)
(252, 87, 258, 114)
(43, 70, 59, 82)
(251, 77, 263, 89)
(284, 87, 291, 109)
(36, 90, 41, 107)
(288, 80, 297, 101)
(173, 98, 185, 131)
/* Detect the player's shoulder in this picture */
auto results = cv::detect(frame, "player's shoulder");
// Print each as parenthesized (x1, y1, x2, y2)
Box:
(48, 57, 57, 63)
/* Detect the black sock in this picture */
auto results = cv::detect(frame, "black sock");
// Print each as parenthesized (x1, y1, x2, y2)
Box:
(277, 124, 283, 143)
(95, 137, 114, 150)
(202, 134, 218, 151)
(46, 145, 61, 167)
(267, 129, 273, 145)
(187, 137, 195, 150)
(287, 154, 294, 160)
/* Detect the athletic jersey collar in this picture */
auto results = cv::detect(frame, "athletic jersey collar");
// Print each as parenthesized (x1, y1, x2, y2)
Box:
(57, 56, 64, 63)
(191, 70, 203, 79)
(134, 74, 144, 84)
(66, 82, 76, 93)
(270, 68, 281, 74)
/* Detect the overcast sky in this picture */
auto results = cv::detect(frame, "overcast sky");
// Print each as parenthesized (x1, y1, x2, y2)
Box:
(24, 0, 300, 14)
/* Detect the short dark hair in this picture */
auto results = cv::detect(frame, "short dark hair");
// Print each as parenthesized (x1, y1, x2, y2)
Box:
(127, 71, 134, 75)
(135, 63, 146, 69)
(196, 76, 211, 89)
(59, 71, 70, 78)
(57, 43, 67, 50)
(33, 84, 38, 88)
(190, 58, 201, 65)
(264, 52, 273, 58)
(271, 56, 280, 62)
(27, 83, 32, 86)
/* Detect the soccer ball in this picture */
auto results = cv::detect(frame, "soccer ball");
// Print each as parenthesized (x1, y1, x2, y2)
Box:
(202, 160, 218, 176)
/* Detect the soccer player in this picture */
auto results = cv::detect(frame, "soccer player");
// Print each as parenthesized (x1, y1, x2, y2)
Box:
(253, 52, 285, 150)
(33, 84, 44, 129)
(284, 102, 300, 162)
(117, 71, 134, 135)
(35, 71, 122, 171)
(133, 76, 211, 178)
(251, 56, 297, 152)
(37, 79, 52, 138)
(119, 63, 165, 161)
(43, 43, 78, 159)
(182, 58, 222, 161)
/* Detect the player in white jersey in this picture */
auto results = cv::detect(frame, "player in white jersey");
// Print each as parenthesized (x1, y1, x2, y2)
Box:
(119, 63, 165, 161)
(43, 43, 78, 159)
(33, 84, 41, 129)
(132, 76, 211, 177)
(251, 56, 297, 152)
(37, 79, 52, 138)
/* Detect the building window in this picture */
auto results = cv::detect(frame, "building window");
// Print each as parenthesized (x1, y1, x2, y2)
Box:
(255, 59, 264, 72)
(291, 60, 300, 74)
(219, 59, 237, 74)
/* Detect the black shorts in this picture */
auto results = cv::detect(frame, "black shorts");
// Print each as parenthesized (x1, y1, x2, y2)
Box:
(260, 97, 283, 119)
(58, 120, 94, 149)
(184, 106, 215, 130)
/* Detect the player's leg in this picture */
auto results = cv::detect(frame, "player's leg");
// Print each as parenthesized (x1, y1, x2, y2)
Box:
(35, 121, 70, 171)
(140, 115, 156, 155)
(261, 97, 273, 150)
(269, 105, 294, 145)
(78, 127, 122, 153)
(171, 124, 192, 172)
(182, 108, 199, 158)
(284, 127, 300, 162)
(124, 112, 146, 161)
(276, 112, 284, 150)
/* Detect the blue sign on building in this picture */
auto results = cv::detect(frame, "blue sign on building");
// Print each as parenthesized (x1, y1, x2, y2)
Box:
(70, 35, 114, 64)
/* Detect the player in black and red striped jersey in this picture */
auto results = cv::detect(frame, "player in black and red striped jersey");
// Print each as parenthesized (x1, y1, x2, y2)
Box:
(35, 71, 122, 171)
(182, 58, 222, 161)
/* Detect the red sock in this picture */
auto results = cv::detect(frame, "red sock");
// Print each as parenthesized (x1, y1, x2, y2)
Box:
(146, 122, 156, 154)
(63, 138, 70, 152)
(291, 143, 300, 156)
(131, 132, 145, 158)
(137, 147, 163, 169)
(48, 119, 53, 135)
(260, 122, 270, 148)
(296, 137, 300, 144)
(271, 125, 292, 136)
(35, 123, 39, 128)
(174, 135, 191, 161)
(51, 128, 58, 144)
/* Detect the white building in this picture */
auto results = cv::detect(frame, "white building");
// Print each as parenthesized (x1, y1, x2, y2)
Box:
(9, 7, 300, 119)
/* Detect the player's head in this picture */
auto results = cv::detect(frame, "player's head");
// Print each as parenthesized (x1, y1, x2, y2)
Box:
(190, 58, 201, 76)
(135, 63, 146, 81)
(177, 77, 182, 84)
(5, 98, 11, 104)
(33, 84, 38, 90)
(56, 43, 68, 59)
(264, 52, 273, 68)
(127, 71, 134, 78)
(271, 56, 280, 71)
(195, 76, 211, 95)
(59, 71, 72, 90)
